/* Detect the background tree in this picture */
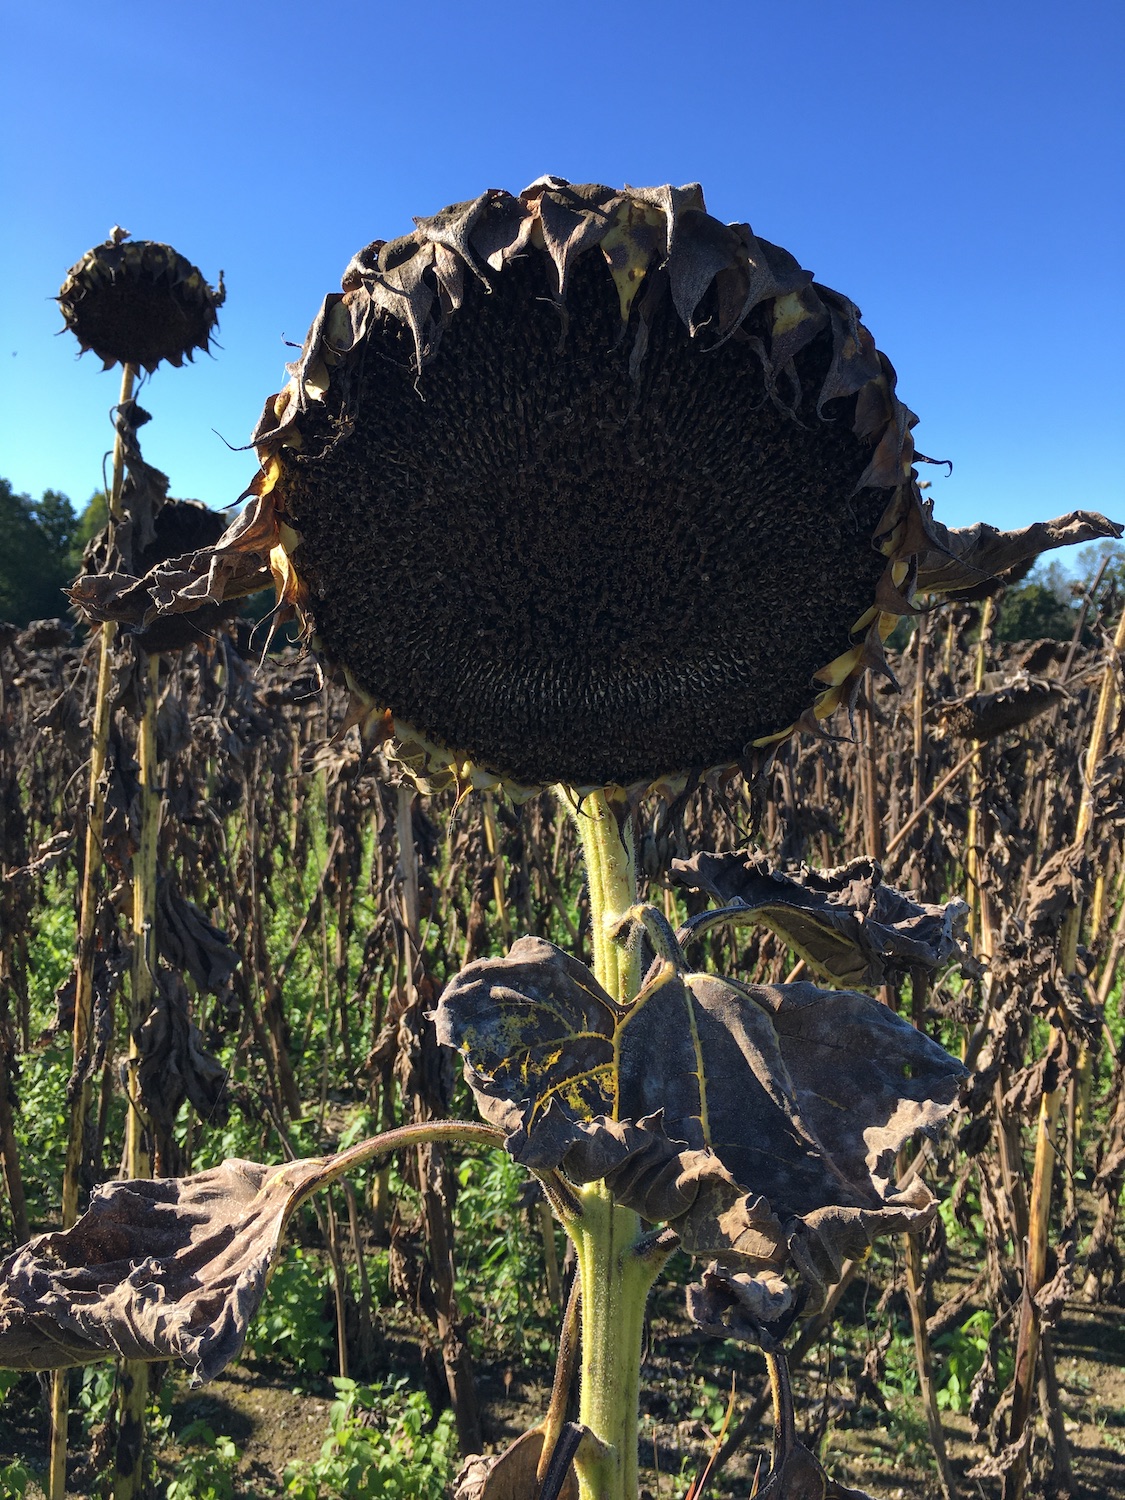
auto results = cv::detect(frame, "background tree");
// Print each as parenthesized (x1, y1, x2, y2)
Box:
(0, 479, 79, 626)
(66, 490, 108, 575)
(996, 573, 1076, 641)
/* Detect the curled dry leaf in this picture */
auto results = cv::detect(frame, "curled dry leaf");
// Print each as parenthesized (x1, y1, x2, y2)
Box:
(685, 1263, 793, 1342)
(155, 876, 241, 994)
(915, 512, 1122, 599)
(0, 1155, 334, 1382)
(936, 675, 1065, 742)
(435, 935, 965, 1327)
(670, 853, 968, 988)
(452, 1427, 580, 1500)
(135, 972, 230, 1134)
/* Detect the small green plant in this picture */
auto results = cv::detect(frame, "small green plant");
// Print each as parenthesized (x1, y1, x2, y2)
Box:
(0, 1462, 29, 1500)
(245, 1244, 335, 1375)
(166, 1420, 239, 1500)
(687, 1376, 730, 1436)
(935, 1309, 1012, 1413)
(283, 1376, 457, 1499)
(454, 1150, 553, 1354)
(76, 1363, 115, 1434)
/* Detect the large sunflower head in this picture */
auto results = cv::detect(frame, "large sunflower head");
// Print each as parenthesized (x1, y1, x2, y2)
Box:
(58, 227, 225, 372)
(135, 178, 1118, 795)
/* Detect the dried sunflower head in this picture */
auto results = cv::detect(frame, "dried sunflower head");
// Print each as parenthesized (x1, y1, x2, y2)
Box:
(136, 179, 1119, 795)
(58, 227, 224, 373)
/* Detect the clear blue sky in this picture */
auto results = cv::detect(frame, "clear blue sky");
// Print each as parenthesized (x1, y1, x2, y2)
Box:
(2, 0, 1122, 562)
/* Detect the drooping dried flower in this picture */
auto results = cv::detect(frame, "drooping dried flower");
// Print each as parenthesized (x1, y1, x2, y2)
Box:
(123, 178, 1118, 796)
(58, 227, 224, 373)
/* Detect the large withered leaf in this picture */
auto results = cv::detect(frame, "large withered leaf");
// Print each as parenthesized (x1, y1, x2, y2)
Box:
(436, 951, 789, 1268)
(436, 940, 965, 1317)
(670, 853, 968, 988)
(615, 968, 963, 1240)
(435, 935, 619, 1138)
(916, 511, 1121, 599)
(0, 1155, 333, 1381)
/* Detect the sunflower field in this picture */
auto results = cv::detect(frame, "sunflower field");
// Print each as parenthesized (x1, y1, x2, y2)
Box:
(0, 186, 1122, 1500)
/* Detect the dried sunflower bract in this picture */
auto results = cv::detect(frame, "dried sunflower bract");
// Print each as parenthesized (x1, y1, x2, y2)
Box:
(58, 227, 225, 373)
(131, 179, 1118, 795)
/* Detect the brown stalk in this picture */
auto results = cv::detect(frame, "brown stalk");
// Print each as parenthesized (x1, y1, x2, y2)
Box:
(901, 972, 957, 1500)
(51, 360, 136, 1500)
(1004, 604, 1125, 1500)
(883, 745, 981, 870)
(396, 783, 483, 1453)
(114, 649, 161, 1500)
(482, 791, 512, 947)
(905, 1228, 957, 1500)
(964, 597, 993, 950)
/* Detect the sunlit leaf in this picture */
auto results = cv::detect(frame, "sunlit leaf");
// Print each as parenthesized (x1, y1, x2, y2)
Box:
(437, 936, 966, 1325)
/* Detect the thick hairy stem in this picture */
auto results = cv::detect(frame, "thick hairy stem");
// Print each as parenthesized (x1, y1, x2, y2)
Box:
(571, 1184, 657, 1500)
(560, 787, 652, 1500)
(569, 788, 639, 1004)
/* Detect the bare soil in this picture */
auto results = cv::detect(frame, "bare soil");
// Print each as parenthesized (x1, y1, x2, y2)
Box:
(2, 1285, 1123, 1497)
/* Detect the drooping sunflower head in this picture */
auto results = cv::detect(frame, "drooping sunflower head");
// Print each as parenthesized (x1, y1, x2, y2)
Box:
(137, 179, 1119, 797)
(58, 227, 225, 372)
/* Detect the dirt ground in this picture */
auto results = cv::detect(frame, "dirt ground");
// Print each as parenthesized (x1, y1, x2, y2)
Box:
(2, 1288, 1123, 1498)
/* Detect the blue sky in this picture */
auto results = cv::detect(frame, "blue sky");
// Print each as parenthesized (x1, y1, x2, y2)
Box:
(2, 0, 1122, 561)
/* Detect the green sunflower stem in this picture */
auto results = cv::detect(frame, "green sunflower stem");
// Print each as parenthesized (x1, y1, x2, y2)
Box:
(567, 1184, 654, 1500)
(569, 787, 641, 1004)
(560, 786, 652, 1500)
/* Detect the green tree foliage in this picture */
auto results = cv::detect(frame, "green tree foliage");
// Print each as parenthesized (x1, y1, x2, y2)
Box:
(996, 543, 1125, 643)
(67, 489, 109, 574)
(0, 478, 80, 626)
(995, 579, 1075, 642)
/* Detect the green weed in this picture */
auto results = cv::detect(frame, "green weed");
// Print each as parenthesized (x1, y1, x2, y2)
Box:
(166, 1420, 240, 1500)
(245, 1246, 335, 1376)
(282, 1376, 456, 1499)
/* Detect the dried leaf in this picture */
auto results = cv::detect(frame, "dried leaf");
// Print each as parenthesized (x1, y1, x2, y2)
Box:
(685, 1262, 793, 1341)
(0, 1155, 334, 1381)
(156, 876, 240, 994)
(436, 937, 965, 1322)
(136, 972, 229, 1134)
(452, 1427, 580, 1500)
(917, 512, 1122, 599)
(670, 853, 968, 988)
(937, 676, 1065, 741)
